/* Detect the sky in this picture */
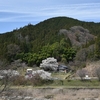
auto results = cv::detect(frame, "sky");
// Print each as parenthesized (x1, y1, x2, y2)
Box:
(0, 0, 100, 33)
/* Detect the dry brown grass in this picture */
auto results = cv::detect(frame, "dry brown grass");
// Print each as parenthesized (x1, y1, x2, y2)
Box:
(31, 88, 100, 100)
(1, 87, 100, 100)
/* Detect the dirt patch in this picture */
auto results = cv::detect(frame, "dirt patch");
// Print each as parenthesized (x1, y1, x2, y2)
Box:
(0, 87, 100, 100)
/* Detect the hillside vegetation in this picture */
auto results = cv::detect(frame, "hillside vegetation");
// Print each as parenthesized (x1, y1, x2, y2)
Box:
(0, 16, 100, 70)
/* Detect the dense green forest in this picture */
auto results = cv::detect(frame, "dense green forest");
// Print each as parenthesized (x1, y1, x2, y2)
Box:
(0, 17, 100, 69)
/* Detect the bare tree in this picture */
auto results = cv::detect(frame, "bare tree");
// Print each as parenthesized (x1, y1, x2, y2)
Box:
(30, 73, 43, 86)
(77, 69, 87, 80)
(0, 59, 20, 95)
(0, 74, 9, 93)
(96, 67, 100, 81)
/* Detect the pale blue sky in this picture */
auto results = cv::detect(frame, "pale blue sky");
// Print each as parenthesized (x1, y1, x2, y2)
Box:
(0, 0, 100, 33)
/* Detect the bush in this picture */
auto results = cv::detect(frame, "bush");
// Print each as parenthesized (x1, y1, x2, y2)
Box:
(30, 73, 43, 86)
(11, 76, 30, 85)
(96, 67, 100, 81)
(77, 69, 88, 80)
(31, 74, 54, 86)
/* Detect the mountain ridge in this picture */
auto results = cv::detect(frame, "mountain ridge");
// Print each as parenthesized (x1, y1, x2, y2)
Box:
(0, 16, 100, 69)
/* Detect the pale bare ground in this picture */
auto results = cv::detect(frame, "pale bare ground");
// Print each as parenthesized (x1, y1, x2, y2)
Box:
(16, 87, 100, 100)
(33, 89, 100, 100)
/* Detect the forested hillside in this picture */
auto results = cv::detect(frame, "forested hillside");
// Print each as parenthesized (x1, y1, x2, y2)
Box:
(0, 17, 100, 69)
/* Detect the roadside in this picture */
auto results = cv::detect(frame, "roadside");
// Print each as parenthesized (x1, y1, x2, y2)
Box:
(0, 86, 100, 100)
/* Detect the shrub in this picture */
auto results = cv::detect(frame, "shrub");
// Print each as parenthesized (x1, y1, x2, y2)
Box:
(95, 67, 100, 81)
(31, 73, 54, 86)
(11, 76, 30, 85)
(77, 69, 88, 80)
(30, 73, 43, 86)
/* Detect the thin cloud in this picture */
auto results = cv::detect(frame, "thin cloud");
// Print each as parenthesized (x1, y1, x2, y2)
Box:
(0, 0, 100, 33)
(0, 2, 100, 22)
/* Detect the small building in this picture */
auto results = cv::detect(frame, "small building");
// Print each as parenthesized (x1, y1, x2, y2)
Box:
(26, 69, 32, 74)
(57, 65, 70, 73)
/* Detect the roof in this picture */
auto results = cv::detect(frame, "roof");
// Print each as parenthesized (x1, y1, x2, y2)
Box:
(58, 65, 69, 70)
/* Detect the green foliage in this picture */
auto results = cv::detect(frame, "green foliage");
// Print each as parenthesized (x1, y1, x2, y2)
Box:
(0, 16, 100, 68)
(16, 38, 76, 66)
(7, 44, 20, 62)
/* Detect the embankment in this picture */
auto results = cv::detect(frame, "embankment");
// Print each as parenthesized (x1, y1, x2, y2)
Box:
(0, 87, 100, 100)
